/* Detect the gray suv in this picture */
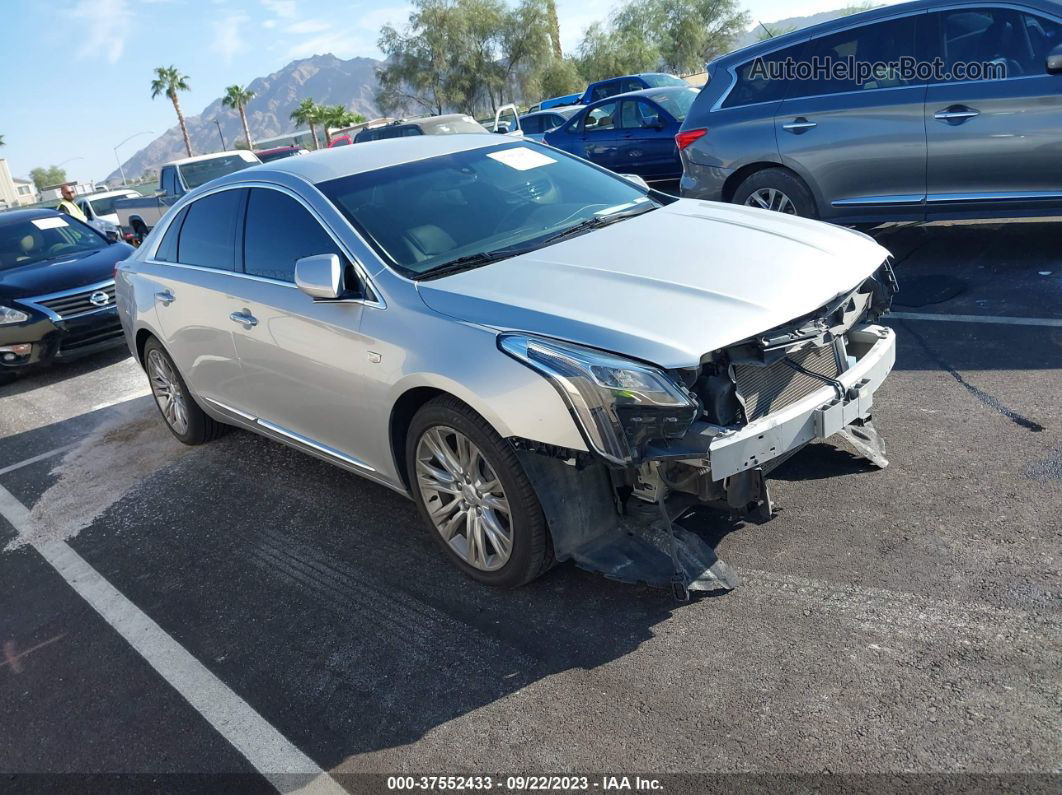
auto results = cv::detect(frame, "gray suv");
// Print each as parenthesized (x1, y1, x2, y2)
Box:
(678, 0, 1062, 223)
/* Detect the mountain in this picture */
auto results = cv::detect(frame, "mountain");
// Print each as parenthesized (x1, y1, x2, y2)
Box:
(108, 54, 381, 182)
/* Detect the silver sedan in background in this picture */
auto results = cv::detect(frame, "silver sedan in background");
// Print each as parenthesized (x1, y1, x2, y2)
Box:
(116, 136, 898, 593)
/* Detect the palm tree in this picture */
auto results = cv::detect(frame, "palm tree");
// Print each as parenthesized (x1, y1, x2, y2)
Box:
(222, 85, 256, 150)
(290, 98, 323, 150)
(0, 134, 5, 147)
(320, 105, 366, 145)
(151, 66, 193, 157)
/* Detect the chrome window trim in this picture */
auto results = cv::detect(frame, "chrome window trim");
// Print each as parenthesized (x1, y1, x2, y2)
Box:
(141, 180, 386, 310)
(16, 278, 116, 323)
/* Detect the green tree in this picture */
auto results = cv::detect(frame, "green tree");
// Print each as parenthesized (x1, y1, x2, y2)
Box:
(30, 166, 68, 191)
(0, 135, 5, 147)
(290, 98, 324, 150)
(222, 84, 256, 151)
(151, 66, 193, 157)
(320, 106, 366, 145)
(545, 0, 562, 59)
(532, 57, 583, 99)
(578, 0, 748, 79)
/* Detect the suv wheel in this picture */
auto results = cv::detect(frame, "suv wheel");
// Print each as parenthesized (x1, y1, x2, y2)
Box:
(406, 396, 552, 588)
(143, 337, 224, 445)
(733, 168, 817, 218)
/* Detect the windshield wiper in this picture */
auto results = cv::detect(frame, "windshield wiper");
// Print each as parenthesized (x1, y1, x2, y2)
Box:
(542, 204, 657, 246)
(417, 246, 530, 281)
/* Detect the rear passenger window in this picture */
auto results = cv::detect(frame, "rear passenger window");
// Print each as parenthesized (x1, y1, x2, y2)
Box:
(242, 189, 343, 282)
(176, 189, 243, 270)
(154, 207, 187, 262)
(801, 16, 919, 96)
(723, 42, 807, 108)
(937, 8, 1060, 77)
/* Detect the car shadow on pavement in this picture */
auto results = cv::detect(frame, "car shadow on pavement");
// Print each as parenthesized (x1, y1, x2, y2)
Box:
(0, 347, 131, 398)
(2, 404, 714, 770)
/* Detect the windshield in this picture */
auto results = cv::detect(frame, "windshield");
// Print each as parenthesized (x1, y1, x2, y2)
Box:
(645, 87, 699, 121)
(178, 154, 256, 189)
(318, 142, 657, 278)
(642, 73, 687, 88)
(0, 215, 107, 271)
(86, 193, 137, 216)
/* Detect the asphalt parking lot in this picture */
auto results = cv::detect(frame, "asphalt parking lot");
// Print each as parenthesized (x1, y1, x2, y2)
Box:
(1, 218, 1059, 790)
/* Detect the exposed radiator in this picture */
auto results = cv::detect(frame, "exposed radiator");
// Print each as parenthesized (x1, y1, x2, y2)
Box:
(734, 343, 842, 422)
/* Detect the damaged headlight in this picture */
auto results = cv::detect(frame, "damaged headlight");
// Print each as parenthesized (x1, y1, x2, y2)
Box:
(499, 334, 698, 466)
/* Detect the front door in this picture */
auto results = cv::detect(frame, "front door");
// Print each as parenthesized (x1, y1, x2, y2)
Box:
(776, 13, 929, 221)
(925, 6, 1062, 216)
(616, 99, 679, 180)
(579, 100, 624, 170)
(227, 186, 376, 469)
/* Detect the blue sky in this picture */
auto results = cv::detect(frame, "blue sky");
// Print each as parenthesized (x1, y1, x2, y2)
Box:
(0, 0, 903, 184)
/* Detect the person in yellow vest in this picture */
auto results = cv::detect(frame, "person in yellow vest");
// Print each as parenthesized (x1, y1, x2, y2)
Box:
(56, 184, 87, 222)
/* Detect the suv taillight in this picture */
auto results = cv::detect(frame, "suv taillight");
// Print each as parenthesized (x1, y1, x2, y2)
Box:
(675, 128, 707, 151)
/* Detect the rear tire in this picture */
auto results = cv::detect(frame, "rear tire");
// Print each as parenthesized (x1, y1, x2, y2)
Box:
(733, 168, 818, 219)
(406, 396, 552, 588)
(142, 337, 224, 446)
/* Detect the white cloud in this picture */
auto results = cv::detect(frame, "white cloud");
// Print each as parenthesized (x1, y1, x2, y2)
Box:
(280, 5, 407, 60)
(285, 19, 330, 35)
(71, 0, 131, 64)
(261, 0, 296, 18)
(211, 11, 251, 62)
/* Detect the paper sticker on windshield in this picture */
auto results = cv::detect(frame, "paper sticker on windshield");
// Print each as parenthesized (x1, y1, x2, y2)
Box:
(487, 147, 557, 171)
(32, 217, 68, 230)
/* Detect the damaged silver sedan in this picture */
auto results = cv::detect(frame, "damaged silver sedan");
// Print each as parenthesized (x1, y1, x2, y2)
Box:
(116, 135, 897, 594)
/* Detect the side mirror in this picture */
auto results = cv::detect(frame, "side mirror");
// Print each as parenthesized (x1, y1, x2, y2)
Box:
(620, 174, 649, 191)
(494, 122, 511, 134)
(295, 253, 345, 300)
(105, 230, 119, 244)
(1048, 44, 1062, 75)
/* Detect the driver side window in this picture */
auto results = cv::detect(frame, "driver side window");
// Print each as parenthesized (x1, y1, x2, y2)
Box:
(938, 8, 1058, 77)
(619, 100, 661, 129)
(583, 101, 619, 132)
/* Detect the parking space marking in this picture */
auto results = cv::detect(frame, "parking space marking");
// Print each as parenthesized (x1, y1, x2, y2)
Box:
(0, 482, 344, 794)
(0, 444, 77, 477)
(890, 312, 1062, 328)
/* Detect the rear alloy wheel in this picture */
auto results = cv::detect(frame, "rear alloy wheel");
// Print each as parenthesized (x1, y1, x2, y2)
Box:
(142, 337, 224, 445)
(406, 396, 552, 588)
(733, 168, 818, 219)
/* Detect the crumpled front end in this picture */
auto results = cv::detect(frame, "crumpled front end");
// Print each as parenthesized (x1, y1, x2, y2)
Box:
(509, 259, 899, 597)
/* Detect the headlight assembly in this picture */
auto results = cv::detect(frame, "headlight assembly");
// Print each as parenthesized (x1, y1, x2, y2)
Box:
(499, 334, 699, 466)
(0, 305, 30, 326)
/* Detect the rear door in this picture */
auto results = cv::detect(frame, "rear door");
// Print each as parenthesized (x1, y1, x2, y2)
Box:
(924, 6, 1062, 216)
(776, 12, 929, 221)
(227, 186, 377, 468)
(151, 188, 247, 408)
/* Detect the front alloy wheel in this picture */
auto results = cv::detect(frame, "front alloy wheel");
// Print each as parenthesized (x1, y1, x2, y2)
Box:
(415, 426, 513, 571)
(744, 188, 797, 215)
(405, 396, 552, 588)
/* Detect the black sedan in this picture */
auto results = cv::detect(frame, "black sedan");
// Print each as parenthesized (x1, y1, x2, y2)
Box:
(0, 209, 135, 382)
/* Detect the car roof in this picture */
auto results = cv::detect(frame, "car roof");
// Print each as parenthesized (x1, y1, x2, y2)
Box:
(0, 208, 61, 226)
(255, 146, 301, 154)
(84, 189, 139, 200)
(228, 134, 518, 184)
(522, 107, 580, 118)
(168, 150, 260, 167)
(591, 85, 696, 103)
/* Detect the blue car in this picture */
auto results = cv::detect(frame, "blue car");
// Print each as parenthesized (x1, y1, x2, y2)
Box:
(518, 107, 581, 143)
(543, 86, 700, 184)
(538, 93, 582, 110)
(578, 73, 687, 105)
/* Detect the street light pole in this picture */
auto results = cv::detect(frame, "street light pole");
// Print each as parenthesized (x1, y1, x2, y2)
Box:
(113, 131, 154, 187)
(214, 119, 227, 151)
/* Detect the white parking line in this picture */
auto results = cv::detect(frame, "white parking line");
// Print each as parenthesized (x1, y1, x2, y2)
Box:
(0, 444, 77, 477)
(0, 482, 343, 794)
(890, 311, 1062, 328)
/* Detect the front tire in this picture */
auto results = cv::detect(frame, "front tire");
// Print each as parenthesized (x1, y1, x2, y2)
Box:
(143, 337, 224, 445)
(406, 396, 552, 588)
(733, 168, 818, 218)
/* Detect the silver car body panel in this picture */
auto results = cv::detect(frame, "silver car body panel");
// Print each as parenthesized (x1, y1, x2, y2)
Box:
(117, 134, 892, 503)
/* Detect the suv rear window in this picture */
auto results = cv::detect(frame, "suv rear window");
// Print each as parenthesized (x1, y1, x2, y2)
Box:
(723, 42, 807, 108)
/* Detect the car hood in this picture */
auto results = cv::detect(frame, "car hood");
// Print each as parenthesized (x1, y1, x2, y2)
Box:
(416, 199, 891, 368)
(0, 244, 133, 300)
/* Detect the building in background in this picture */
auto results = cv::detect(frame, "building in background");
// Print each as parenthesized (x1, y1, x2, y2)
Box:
(0, 159, 26, 210)
(12, 178, 38, 206)
(38, 182, 96, 204)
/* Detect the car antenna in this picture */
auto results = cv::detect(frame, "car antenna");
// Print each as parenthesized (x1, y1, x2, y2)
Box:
(758, 21, 774, 38)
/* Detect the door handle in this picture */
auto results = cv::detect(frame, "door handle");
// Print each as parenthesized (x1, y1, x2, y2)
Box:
(229, 311, 258, 329)
(935, 107, 980, 123)
(155, 290, 175, 306)
(782, 118, 817, 133)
